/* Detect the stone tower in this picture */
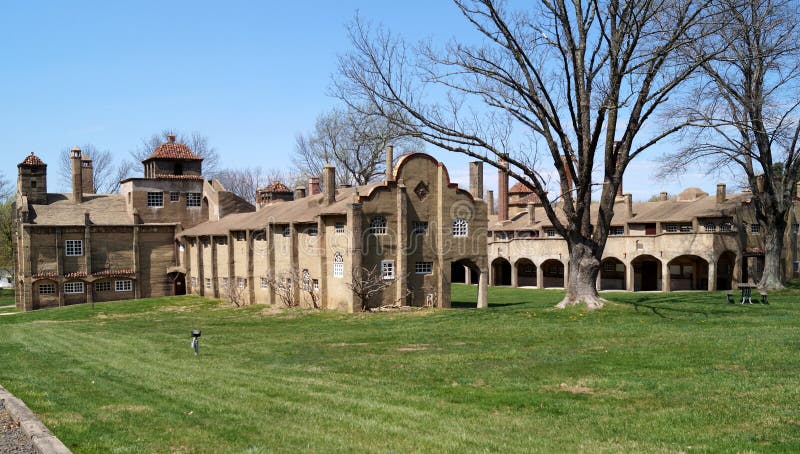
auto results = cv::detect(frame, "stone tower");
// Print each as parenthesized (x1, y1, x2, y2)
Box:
(17, 152, 47, 204)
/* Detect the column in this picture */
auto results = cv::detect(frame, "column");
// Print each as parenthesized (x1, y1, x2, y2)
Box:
(133, 226, 141, 299)
(536, 265, 544, 289)
(511, 261, 518, 288)
(477, 270, 488, 309)
(662, 261, 671, 292)
(625, 261, 634, 292)
(464, 266, 472, 285)
(707, 259, 716, 291)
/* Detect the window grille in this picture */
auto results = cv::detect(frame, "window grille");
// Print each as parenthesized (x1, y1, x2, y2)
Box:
(147, 192, 163, 207)
(38, 283, 56, 295)
(382, 260, 395, 279)
(704, 223, 717, 232)
(415, 262, 433, 274)
(64, 282, 84, 294)
(412, 221, 428, 235)
(452, 218, 468, 237)
(370, 216, 387, 235)
(94, 281, 111, 292)
(333, 253, 344, 278)
(65, 240, 83, 256)
(751, 224, 761, 234)
(335, 222, 345, 234)
(115, 280, 133, 292)
(169, 191, 180, 202)
(186, 192, 201, 207)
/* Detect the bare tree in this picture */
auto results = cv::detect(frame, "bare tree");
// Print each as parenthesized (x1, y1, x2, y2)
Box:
(220, 277, 249, 307)
(346, 265, 393, 311)
(215, 167, 290, 203)
(659, 0, 800, 290)
(262, 271, 297, 307)
(57, 145, 118, 193)
(132, 129, 221, 177)
(336, 1, 719, 309)
(293, 105, 423, 186)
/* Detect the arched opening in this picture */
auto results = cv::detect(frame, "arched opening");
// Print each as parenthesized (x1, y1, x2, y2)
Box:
(514, 258, 537, 287)
(450, 258, 482, 308)
(491, 258, 512, 286)
(716, 251, 736, 290)
(632, 255, 662, 291)
(32, 279, 58, 310)
(600, 257, 626, 290)
(668, 255, 709, 291)
(541, 259, 565, 288)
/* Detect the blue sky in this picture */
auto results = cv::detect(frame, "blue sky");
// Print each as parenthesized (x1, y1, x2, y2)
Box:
(0, 0, 726, 199)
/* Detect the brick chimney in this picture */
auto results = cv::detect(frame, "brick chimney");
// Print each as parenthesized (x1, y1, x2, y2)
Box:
(625, 193, 633, 217)
(527, 202, 535, 224)
(486, 190, 495, 216)
(323, 164, 336, 205)
(308, 177, 321, 196)
(71, 148, 83, 204)
(294, 186, 306, 199)
(660, 191, 668, 201)
(498, 159, 509, 221)
(615, 157, 623, 197)
(716, 183, 726, 204)
(469, 161, 483, 199)
(81, 153, 95, 194)
(385, 145, 394, 183)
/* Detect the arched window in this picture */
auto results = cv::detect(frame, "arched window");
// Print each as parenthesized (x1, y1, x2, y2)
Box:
(452, 218, 468, 237)
(369, 216, 387, 235)
(333, 253, 344, 278)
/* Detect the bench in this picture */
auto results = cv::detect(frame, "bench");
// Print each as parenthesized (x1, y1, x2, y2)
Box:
(759, 291, 768, 305)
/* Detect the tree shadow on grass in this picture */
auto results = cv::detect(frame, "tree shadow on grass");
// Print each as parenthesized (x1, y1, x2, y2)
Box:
(610, 294, 754, 319)
(450, 300, 528, 309)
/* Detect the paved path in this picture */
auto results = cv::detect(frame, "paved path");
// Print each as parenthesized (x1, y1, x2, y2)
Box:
(0, 401, 35, 454)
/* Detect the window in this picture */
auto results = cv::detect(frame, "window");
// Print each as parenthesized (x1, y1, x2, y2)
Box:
(186, 192, 201, 207)
(237, 278, 247, 289)
(665, 224, 679, 233)
(64, 282, 84, 294)
(720, 222, 733, 232)
(94, 281, 111, 292)
(381, 260, 395, 280)
(215, 237, 227, 246)
(412, 221, 428, 235)
(169, 191, 180, 202)
(302, 270, 311, 291)
(282, 227, 291, 237)
(603, 262, 615, 272)
(65, 240, 83, 256)
(609, 226, 625, 236)
(261, 277, 268, 289)
(221, 277, 230, 288)
(370, 216, 387, 235)
(680, 225, 692, 233)
(38, 283, 55, 295)
(312, 279, 319, 291)
(307, 227, 318, 236)
(115, 280, 133, 292)
(205, 278, 211, 289)
(335, 222, 345, 234)
(452, 218, 468, 237)
(147, 192, 163, 207)
(548, 263, 564, 275)
(545, 228, 557, 237)
(202, 239, 210, 248)
(415, 262, 433, 274)
(333, 253, 344, 278)
(794, 261, 800, 273)
(704, 223, 717, 232)
(751, 223, 761, 234)
(496, 231, 507, 240)
(234, 231, 245, 241)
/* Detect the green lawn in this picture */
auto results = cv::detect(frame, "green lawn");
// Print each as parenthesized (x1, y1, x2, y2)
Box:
(0, 289, 16, 313)
(0, 286, 798, 453)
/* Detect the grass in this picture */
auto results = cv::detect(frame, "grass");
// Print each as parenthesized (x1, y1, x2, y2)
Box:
(0, 286, 799, 453)
(0, 289, 16, 314)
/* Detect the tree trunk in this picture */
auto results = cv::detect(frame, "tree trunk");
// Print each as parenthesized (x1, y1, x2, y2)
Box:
(556, 241, 605, 310)
(759, 220, 786, 290)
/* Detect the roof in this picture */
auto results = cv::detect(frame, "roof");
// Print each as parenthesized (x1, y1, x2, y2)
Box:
(259, 181, 292, 193)
(509, 182, 532, 193)
(19, 152, 45, 167)
(181, 183, 380, 237)
(144, 135, 202, 161)
(26, 194, 135, 225)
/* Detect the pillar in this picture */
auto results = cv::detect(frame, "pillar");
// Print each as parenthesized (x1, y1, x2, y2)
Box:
(464, 266, 472, 285)
(536, 265, 544, 289)
(477, 270, 488, 309)
(626, 261, 634, 292)
(707, 259, 716, 291)
(662, 261, 671, 292)
(511, 261, 518, 288)
(133, 226, 142, 299)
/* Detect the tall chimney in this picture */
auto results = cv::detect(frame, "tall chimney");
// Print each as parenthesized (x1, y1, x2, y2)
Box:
(527, 202, 536, 224)
(385, 145, 394, 183)
(81, 153, 95, 194)
(71, 148, 83, 204)
(561, 155, 573, 195)
(486, 190, 495, 216)
(498, 159, 509, 221)
(716, 183, 726, 203)
(323, 164, 336, 205)
(308, 177, 321, 196)
(615, 157, 624, 197)
(625, 193, 633, 218)
(294, 186, 306, 199)
(660, 191, 668, 201)
(469, 161, 483, 199)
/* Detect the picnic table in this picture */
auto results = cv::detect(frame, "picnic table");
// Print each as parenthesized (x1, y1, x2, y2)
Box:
(737, 283, 758, 304)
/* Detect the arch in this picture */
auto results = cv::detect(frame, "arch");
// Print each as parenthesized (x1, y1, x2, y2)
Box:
(716, 251, 737, 291)
(491, 257, 512, 286)
(599, 257, 626, 290)
(631, 254, 662, 291)
(540, 259, 565, 288)
(450, 258, 486, 309)
(32, 278, 58, 310)
(667, 255, 709, 291)
(514, 258, 537, 287)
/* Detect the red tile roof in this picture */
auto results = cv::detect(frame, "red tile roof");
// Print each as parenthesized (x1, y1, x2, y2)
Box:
(509, 182, 533, 193)
(145, 135, 202, 161)
(260, 181, 292, 193)
(19, 152, 45, 167)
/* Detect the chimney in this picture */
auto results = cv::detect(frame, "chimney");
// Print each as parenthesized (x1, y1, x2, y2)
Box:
(81, 153, 95, 194)
(716, 183, 726, 204)
(498, 159, 509, 221)
(84, 211, 91, 225)
(756, 174, 765, 193)
(308, 177, 321, 196)
(615, 157, 624, 197)
(469, 161, 483, 199)
(660, 191, 668, 201)
(561, 155, 573, 195)
(71, 148, 83, 204)
(168, 134, 176, 143)
(486, 190, 495, 216)
(385, 145, 394, 183)
(625, 193, 633, 218)
(323, 164, 336, 205)
(294, 186, 306, 199)
(527, 202, 536, 224)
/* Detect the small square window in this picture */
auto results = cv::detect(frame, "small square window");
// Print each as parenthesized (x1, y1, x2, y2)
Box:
(312, 279, 319, 291)
(237, 278, 247, 289)
(412, 221, 428, 235)
(415, 262, 433, 274)
(704, 223, 717, 232)
(452, 218, 468, 237)
(261, 277, 268, 289)
(381, 260, 395, 280)
(720, 223, 733, 232)
(147, 192, 163, 207)
(609, 226, 624, 236)
(65, 240, 83, 256)
(665, 224, 679, 233)
(94, 281, 111, 292)
(169, 191, 180, 202)
(545, 228, 557, 237)
(680, 225, 692, 233)
(38, 283, 55, 295)
(115, 280, 132, 292)
(307, 227, 318, 236)
(751, 223, 761, 234)
(205, 278, 211, 289)
(234, 231, 245, 241)
(335, 222, 345, 234)
(221, 277, 230, 288)
(64, 282, 84, 294)
(282, 227, 291, 237)
(187, 192, 202, 207)
(370, 217, 387, 235)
